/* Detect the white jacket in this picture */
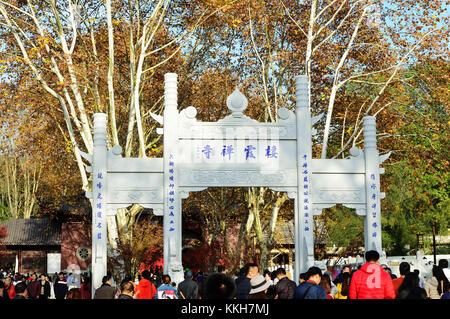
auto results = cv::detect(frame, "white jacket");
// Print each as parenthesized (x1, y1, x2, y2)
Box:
(424, 277, 440, 299)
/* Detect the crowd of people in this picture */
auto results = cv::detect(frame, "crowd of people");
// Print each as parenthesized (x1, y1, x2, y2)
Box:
(0, 269, 93, 299)
(1, 251, 449, 300)
(230, 252, 450, 300)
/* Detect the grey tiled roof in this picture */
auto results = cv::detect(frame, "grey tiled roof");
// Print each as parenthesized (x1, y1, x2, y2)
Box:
(0, 218, 61, 246)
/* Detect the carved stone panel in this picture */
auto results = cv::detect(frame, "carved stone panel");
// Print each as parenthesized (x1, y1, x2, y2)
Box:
(107, 172, 164, 204)
(108, 187, 163, 204)
(311, 158, 365, 173)
(108, 158, 163, 173)
(316, 189, 364, 202)
(310, 173, 366, 204)
(108, 172, 163, 187)
(178, 123, 297, 140)
(179, 169, 298, 187)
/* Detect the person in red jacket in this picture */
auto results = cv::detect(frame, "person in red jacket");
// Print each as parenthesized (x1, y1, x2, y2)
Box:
(135, 270, 156, 299)
(5, 277, 16, 299)
(349, 250, 395, 299)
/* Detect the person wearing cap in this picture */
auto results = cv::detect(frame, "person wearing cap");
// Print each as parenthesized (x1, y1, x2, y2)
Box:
(248, 275, 272, 299)
(178, 270, 198, 299)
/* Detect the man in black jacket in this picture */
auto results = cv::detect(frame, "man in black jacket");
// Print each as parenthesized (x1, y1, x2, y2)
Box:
(274, 268, 296, 299)
(294, 267, 327, 299)
(13, 282, 28, 299)
(93, 274, 117, 299)
(54, 272, 68, 299)
(235, 263, 259, 299)
(118, 281, 134, 299)
(178, 271, 198, 299)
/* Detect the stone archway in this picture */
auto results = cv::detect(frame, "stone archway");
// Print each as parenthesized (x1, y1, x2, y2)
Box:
(84, 73, 389, 289)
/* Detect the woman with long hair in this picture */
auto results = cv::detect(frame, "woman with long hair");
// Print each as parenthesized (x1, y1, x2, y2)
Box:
(434, 265, 450, 297)
(66, 288, 82, 299)
(334, 272, 351, 299)
(319, 274, 333, 299)
(396, 272, 427, 299)
(425, 265, 441, 299)
(80, 275, 91, 299)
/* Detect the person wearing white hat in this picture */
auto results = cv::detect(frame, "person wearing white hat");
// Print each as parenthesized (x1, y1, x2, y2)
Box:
(248, 275, 272, 299)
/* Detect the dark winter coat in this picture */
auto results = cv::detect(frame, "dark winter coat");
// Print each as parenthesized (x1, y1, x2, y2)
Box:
(118, 294, 133, 299)
(235, 276, 251, 299)
(294, 281, 327, 299)
(396, 286, 427, 299)
(27, 280, 40, 299)
(178, 279, 198, 299)
(0, 288, 10, 300)
(93, 283, 117, 299)
(80, 283, 91, 299)
(275, 277, 297, 299)
(37, 281, 51, 299)
(54, 280, 69, 299)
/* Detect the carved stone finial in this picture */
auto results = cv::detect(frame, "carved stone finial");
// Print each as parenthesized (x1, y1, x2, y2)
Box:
(226, 87, 248, 117)
(93, 113, 107, 147)
(184, 106, 197, 119)
(278, 107, 291, 120)
(295, 75, 309, 109)
(363, 116, 377, 150)
(109, 145, 123, 157)
(164, 73, 178, 110)
(349, 147, 362, 158)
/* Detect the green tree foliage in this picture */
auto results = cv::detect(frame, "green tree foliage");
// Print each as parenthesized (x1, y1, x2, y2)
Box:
(382, 59, 449, 255)
(318, 205, 364, 257)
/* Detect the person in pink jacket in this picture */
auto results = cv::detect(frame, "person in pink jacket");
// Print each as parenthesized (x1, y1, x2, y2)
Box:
(349, 250, 395, 299)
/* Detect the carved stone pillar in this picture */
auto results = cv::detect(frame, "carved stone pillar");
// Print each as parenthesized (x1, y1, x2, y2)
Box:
(91, 113, 108, 294)
(295, 75, 315, 276)
(163, 73, 184, 284)
(363, 116, 383, 254)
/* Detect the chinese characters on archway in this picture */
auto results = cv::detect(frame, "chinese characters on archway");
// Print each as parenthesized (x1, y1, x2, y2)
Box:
(168, 154, 176, 232)
(369, 173, 378, 239)
(95, 172, 105, 241)
(301, 155, 311, 233)
(201, 144, 279, 161)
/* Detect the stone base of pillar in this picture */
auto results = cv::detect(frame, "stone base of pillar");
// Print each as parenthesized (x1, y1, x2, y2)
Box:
(168, 261, 184, 285)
